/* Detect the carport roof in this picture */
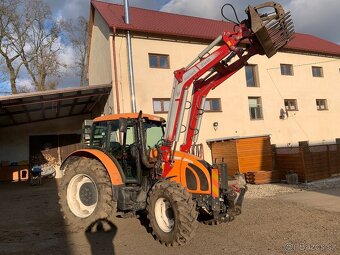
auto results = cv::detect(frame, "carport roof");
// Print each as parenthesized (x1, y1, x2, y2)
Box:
(0, 84, 112, 128)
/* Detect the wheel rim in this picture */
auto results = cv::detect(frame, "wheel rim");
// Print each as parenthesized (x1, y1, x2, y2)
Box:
(154, 197, 175, 232)
(67, 174, 98, 218)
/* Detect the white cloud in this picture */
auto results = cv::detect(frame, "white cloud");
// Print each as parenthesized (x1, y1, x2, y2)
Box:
(46, 0, 90, 21)
(58, 43, 76, 75)
(160, 0, 283, 20)
(17, 78, 34, 92)
(287, 0, 340, 43)
(161, 0, 228, 20)
(160, 0, 340, 44)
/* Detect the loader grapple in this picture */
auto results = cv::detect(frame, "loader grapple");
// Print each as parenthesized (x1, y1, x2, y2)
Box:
(246, 2, 294, 58)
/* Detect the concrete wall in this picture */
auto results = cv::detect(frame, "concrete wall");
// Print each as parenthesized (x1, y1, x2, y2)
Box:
(88, 11, 112, 86)
(0, 115, 89, 163)
(109, 34, 340, 162)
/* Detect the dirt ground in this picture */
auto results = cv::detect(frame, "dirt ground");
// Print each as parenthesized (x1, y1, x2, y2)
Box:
(1, 179, 340, 255)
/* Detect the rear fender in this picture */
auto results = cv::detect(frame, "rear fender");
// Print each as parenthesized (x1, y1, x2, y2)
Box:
(61, 149, 124, 185)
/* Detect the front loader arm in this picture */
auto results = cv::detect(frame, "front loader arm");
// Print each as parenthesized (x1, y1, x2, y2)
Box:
(161, 31, 245, 170)
(160, 1, 294, 176)
(180, 45, 259, 153)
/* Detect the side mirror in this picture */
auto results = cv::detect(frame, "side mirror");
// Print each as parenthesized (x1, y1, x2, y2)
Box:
(119, 118, 128, 133)
(82, 120, 93, 146)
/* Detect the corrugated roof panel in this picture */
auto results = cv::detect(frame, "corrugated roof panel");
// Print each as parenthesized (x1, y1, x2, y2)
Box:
(59, 106, 72, 116)
(0, 84, 111, 128)
(13, 113, 28, 124)
(30, 111, 43, 121)
(72, 105, 86, 114)
(45, 108, 57, 119)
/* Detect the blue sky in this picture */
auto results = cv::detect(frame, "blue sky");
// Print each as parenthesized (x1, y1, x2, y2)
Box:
(1, 0, 339, 95)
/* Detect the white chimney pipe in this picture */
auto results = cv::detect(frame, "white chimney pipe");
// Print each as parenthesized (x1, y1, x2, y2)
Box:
(124, 0, 137, 112)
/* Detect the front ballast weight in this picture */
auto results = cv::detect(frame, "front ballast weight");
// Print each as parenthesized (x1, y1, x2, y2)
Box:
(246, 2, 294, 58)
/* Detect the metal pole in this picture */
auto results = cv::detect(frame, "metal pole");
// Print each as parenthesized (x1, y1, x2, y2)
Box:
(124, 0, 137, 112)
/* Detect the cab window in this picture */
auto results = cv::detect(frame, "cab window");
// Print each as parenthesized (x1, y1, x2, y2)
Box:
(144, 123, 163, 148)
(126, 126, 135, 146)
(91, 122, 108, 148)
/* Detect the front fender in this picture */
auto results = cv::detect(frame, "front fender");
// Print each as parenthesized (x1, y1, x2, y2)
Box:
(165, 151, 211, 195)
(61, 149, 124, 185)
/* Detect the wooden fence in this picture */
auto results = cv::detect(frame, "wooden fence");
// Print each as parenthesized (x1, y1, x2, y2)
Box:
(273, 141, 340, 182)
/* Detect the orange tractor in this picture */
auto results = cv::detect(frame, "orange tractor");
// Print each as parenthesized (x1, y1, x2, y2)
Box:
(59, 2, 293, 246)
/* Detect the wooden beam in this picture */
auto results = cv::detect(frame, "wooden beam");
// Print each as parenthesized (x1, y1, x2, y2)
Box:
(0, 100, 95, 117)
(0, 112, 90, 128)
(2, 90, 110, 109)
(1, 108, 17, 125)
(41, 96, 46, 119)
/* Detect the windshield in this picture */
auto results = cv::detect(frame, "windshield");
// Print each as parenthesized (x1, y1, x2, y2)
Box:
(144, 122, 164, 148)
(90, 119, 163, 151)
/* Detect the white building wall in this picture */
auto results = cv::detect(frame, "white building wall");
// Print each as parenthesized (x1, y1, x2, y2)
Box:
(110, 35, 340, 162)
(88, 11, 114, 115)
(88, 11, 112, 86)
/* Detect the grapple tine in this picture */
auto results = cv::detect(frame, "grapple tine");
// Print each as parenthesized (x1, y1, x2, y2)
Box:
(269, 24, 294, 43)
(246, 2, 294, 58)
(267, 15, 293, 34)
(266, 29, 295, 53)
(267, 22, 293, 40)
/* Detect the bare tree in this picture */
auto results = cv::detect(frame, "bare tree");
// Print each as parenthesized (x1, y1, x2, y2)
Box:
(63, 16, 89, 86)
(0, 0, 24, 94)
(20, 0, 64, 91)
(0, 0, 64, 93)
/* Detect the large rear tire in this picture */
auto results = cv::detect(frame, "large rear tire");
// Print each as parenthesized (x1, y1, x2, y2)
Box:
(146, 180, 198, 246)
(58, 157, 116, 231)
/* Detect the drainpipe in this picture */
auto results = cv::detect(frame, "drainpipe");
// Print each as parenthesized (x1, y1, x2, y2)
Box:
(124, 0, 137, 112)
(112, 28, 120, 114)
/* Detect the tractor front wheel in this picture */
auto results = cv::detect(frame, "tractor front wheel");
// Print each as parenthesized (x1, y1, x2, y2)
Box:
(146, 180, 198, 246)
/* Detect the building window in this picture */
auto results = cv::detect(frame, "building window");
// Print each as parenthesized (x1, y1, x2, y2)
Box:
(316, 99, 328, 111)
(153, 98, 170, 113)
(245, 65, 259, 87)
(284, 99, 298, 111)
(312, 66, 323, 77)
(280, 64, 293, 76)
(149, 54, 170, 69)
(153, 98, 222, 113)
(204, 98, 222, 112)
(248, 97, 263, 120)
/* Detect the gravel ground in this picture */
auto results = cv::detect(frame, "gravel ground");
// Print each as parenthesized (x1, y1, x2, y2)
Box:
(0, 178, 339, 255)
(246, 177, 340, 199)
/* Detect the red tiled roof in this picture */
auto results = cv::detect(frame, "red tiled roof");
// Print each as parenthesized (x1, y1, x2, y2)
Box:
(285, 33, 340, 56)
(91, 0, 340, 57)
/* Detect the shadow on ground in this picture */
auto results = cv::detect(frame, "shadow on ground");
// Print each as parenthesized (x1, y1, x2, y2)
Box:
(0, 179, 71, 254)
(85, 219, 117, 255)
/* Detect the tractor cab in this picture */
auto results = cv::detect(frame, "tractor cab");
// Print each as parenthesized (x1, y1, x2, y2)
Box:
(82, 112, 165, 184)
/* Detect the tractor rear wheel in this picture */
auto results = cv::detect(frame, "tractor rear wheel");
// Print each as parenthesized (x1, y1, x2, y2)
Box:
(58, 157, 116, 231)
(146, 180, 198, 246)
